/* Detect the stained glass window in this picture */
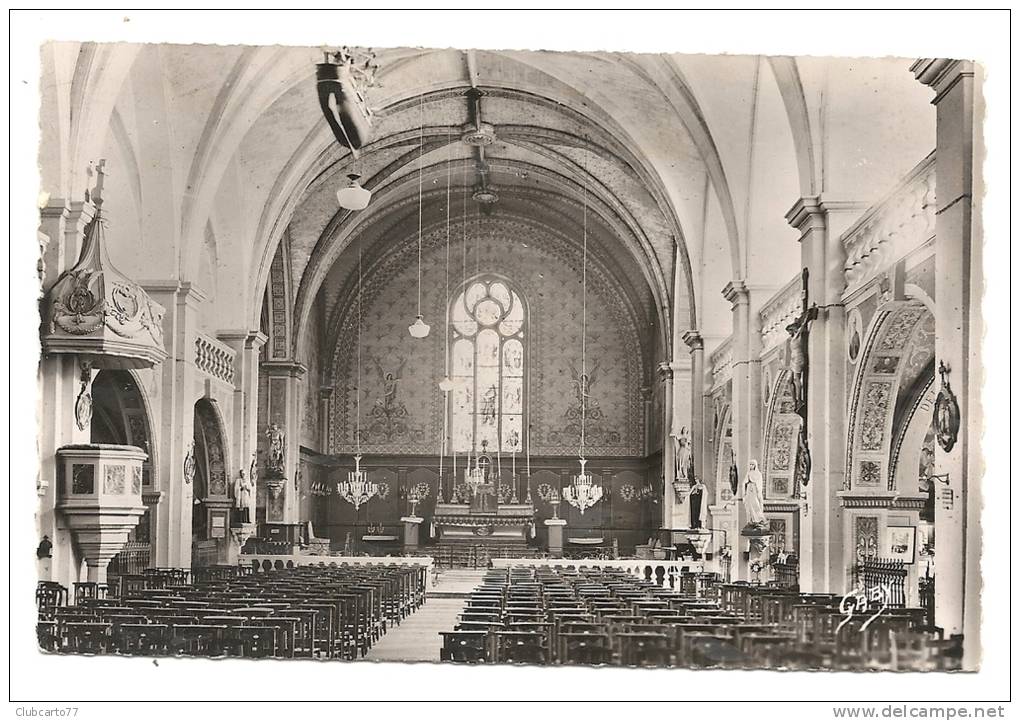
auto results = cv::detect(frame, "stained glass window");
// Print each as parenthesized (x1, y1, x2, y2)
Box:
(450, 278, 526, 453)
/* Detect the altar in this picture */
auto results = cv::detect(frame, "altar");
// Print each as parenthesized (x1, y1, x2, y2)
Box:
(433, 502, 535, 544)
(433, 448, 534, 545)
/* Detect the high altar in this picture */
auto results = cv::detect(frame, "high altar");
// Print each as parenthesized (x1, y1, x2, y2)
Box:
(433, 449, 534, 545)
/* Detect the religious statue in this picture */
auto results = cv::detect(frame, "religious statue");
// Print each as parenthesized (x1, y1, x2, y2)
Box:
(183, 440, 196, 485)
(233, 468, 255, 524)
(266, 424, 286, 476)
(673, 426, 694, 483)
(933, 361, 961, 452)
(742, 459, 768, 530)
(785, 268, 816, 415)
(688, 477, 707, 529)
(785, 316, 809, 413)
(728, 450, 739, 497)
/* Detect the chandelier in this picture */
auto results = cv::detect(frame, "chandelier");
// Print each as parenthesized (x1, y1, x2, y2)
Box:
(563, 458, 603, 516)
(562, 156, 603, 517)
(337, 242, 376, 511)
(339, 453, 378, 511)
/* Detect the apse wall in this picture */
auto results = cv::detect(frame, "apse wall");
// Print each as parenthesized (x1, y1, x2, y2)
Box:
(323, 215, 651, 459)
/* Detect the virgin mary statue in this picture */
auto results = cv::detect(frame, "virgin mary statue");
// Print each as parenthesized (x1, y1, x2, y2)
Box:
(742, 460, 767, 529)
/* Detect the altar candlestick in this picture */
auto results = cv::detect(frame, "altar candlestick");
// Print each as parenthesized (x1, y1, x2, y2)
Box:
(511, 447, 518, 503)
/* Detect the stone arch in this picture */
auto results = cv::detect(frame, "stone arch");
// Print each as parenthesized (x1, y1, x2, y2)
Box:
(892, 374, 937, 494)
(90, 369, 155, 489)
(845, 300, 935, 491)
(714, 402, 735, 505)
(192, 397, 230, 541)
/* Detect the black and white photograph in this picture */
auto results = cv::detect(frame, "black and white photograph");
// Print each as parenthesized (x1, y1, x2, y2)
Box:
(8, 8, 1011, 715)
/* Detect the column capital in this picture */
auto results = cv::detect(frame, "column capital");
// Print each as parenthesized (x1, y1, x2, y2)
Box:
(722, 279, 749, 307)
(141, 280, 209, 308)
(786, 195, 869, 239)
(218, 329, 268, 351)
(39, 198, 70, 221)
(682, 330, 704, 351)
(657, 361, 673, 381)
(911, 59, 974, 102)
(318, 385, 335, 400)
(261, 359, 307, 379)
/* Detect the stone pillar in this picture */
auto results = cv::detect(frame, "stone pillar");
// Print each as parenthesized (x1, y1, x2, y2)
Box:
(785, 197, 865, 593)
(723, 281, 752, 581)
(669, 356, 694, 529)
(912, 59, 980, 658)
(259, 360, 307, 524)
(144, 281, 207, 569)
(657, 362, 674, 531)
(218, 330, 268, 477)
(545, 518, 567, 558)
(683, 331, 707, 485)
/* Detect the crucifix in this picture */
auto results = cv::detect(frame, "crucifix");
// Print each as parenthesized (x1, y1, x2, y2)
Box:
(785, 268, 817, 488)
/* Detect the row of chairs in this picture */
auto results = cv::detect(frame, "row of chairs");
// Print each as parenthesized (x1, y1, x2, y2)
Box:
(37, 562, 429, 660)
(439, 567, 962, 670)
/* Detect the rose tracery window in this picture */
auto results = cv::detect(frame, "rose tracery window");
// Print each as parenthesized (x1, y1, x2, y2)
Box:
(449, 278, 526, 453)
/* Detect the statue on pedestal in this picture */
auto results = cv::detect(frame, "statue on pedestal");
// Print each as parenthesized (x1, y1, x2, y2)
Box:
(742, 459, 768, 531)
(233, 468, 255, 524)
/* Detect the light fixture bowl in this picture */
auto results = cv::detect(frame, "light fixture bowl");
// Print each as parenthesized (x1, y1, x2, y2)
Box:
(337, 173, 371, 210)
(408, 314, 431, 338)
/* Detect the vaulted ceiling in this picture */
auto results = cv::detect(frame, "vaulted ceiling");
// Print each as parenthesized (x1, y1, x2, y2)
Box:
(39, 42, 936, 360)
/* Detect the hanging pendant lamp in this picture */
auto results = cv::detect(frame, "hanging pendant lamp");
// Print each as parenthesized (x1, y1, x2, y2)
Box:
(409, 93, 430, 339)
(337, 173, 371, 210)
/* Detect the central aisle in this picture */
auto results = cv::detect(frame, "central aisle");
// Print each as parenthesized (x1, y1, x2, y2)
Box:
(364, 568, 486, 663)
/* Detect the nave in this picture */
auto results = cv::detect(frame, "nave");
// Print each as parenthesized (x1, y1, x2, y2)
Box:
(32, 38, 982, 673)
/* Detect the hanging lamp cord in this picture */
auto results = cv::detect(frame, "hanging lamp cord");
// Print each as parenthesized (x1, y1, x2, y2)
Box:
(417, 93, 425, 318)
(580, 152, 588, 464)
(356, 244, 363, 457)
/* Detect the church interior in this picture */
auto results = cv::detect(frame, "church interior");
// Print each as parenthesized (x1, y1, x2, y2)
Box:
(32, 41, 982, 672)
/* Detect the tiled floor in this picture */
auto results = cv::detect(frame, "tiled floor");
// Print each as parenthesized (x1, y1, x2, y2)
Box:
(363, 569, 484, 663)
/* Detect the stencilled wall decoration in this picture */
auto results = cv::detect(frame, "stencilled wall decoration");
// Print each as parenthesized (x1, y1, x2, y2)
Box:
(546, 358, 621, 449)
(326, 215, 648, 456)
(762, 370, 799, 499)
(855, 515, 880, 562)
(359, 355, 427, 446)
(859, 460, 882, 487)
(268, 240, 291, 360)
(769, 518, 788, 553)
(860, 382, 893, 451)
(771, 424, 794, 471)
